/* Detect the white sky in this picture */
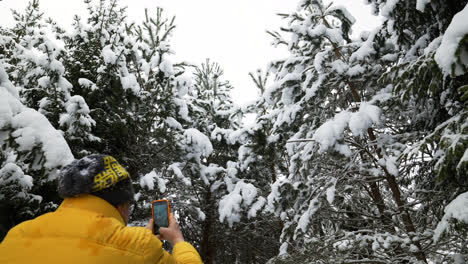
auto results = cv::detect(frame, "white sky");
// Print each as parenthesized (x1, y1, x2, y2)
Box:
(0, 0, 380, 106)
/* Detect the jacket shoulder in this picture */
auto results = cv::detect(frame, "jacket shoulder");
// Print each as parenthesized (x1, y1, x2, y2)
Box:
(1, 212, 54, 240)
(98, 219, 164, 259)
(172, 242, 203, 264)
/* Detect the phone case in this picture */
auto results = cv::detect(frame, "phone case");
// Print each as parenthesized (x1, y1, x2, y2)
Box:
(151, 199, 170, 234)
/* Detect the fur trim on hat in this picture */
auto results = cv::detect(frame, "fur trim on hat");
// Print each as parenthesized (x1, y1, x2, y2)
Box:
(57, 154, 106, 198)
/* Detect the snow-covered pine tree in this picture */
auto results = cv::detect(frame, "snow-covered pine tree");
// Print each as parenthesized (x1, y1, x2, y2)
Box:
(1, 0, 70, 125)
(371, 0, 468, 261)
(62, 0, 142, 162)
(180, 59, 240, 263)
(59, 95, 100, 156)
(0, 1, 80, 241)
(241, 0, 437, 262)
(257, 0, 468, 263)
(2, 0, 199, 249)
(124, 6, 191, 177)
(117, 7, 196, 225)
(0, 0, 98, 157)
(239, 69, 289, 186)
(136, 58, 280, 263)
(253, 2, 385, 263)
(187, 60, 280, 264)
(0, 62, 73, 241)
(141, 59, 239, 263)
(62, 1, 190, 174)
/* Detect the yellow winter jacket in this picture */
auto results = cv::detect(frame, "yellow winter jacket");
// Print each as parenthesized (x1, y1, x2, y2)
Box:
(0, 194, 202, 264)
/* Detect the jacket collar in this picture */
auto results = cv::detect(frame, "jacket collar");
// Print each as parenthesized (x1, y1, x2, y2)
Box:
(58, 194, 125, 225)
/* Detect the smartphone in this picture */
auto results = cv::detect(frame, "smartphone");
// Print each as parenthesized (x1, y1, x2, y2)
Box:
(152, 199, 170, 235)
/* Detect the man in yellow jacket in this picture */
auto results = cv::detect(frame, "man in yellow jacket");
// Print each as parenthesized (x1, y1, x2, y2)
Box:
(0, 154, 202, 264)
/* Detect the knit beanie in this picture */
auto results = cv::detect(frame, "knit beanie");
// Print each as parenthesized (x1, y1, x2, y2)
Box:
(58, 154, 134, 207)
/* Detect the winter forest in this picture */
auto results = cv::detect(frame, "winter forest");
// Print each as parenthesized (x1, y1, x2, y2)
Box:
(0, 0, 467, 263)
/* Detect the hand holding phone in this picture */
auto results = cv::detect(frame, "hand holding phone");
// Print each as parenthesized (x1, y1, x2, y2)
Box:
(145, 210, 185, 245)
(152, 199, 170, 235)
(158, 214, 184, 246)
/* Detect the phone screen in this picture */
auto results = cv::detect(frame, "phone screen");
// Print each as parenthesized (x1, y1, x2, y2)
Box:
(152, 201, 169, 234)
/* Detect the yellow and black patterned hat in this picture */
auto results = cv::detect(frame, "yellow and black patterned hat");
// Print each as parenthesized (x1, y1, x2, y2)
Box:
(58, 154, 134, 206)
(91, 155, 129, 192)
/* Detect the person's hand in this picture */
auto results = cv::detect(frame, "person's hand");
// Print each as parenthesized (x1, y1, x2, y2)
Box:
(158, 214, 185, 246)
(144, 214, 184, 246)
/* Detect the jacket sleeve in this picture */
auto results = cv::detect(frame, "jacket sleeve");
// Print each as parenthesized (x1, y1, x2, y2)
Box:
(172, 242, 203, 264)
(143, 240, 201, 264)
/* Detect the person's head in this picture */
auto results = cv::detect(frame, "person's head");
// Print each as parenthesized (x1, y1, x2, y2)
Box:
(57, 154, 134, 225)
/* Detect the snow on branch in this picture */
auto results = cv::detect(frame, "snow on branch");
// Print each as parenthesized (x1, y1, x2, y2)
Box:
(219, 181, 259, 227)
(311, 102, 381, 154)
(140, 170, 168, 193)
(0, 64, 74, 173)
(433, 191, 468, 241)
(416, 0, 432, 12)
(181, 128, 213, 159)
(434, 4, 468, 76)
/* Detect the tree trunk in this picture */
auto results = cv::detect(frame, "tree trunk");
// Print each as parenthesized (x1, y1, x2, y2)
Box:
(350, 83, 428, 263)
(200, 191, 215, 264)
(323, 15, 428, 264)
(271, 162, 277, 183)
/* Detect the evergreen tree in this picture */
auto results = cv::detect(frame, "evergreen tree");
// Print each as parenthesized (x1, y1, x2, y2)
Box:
(62, 1, 191, 173)
(372, 0, 468, 261)
(253, 0, 468, 263)
(62, 0, 142, 161)
(1, 0, 192, 243)
(59, 95, 100, 156)
(0, 0, 98, 155)
(187, 60, 280, 264)
(0, 62, 73, 241)
(0, 0, 77, 241)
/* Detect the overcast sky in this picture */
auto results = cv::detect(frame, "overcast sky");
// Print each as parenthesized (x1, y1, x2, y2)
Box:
(0, 0, 380, 106)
